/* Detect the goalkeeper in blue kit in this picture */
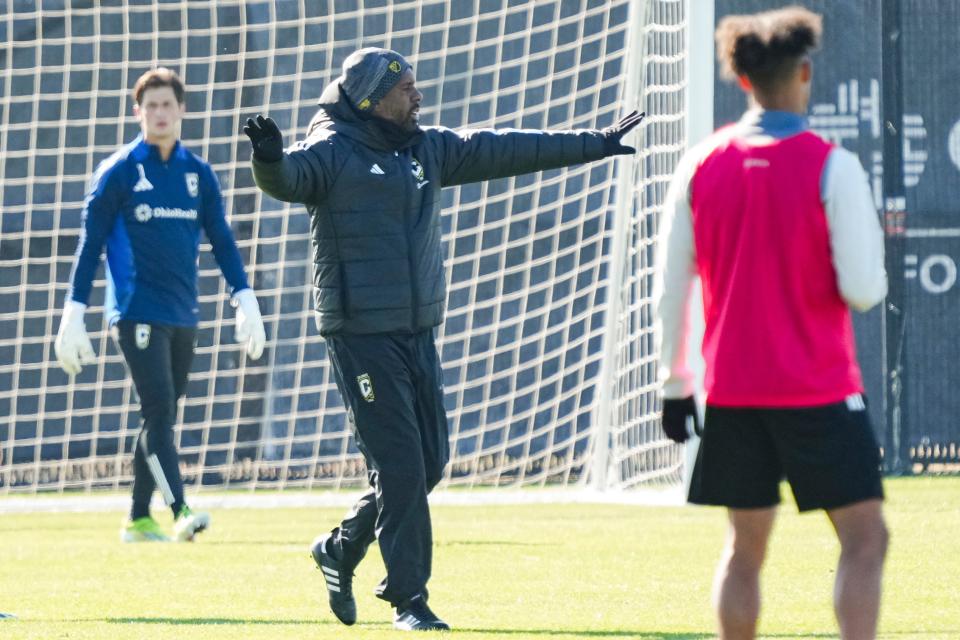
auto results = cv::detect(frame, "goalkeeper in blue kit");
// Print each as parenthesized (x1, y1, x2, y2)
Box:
(55, 68, 266, 543)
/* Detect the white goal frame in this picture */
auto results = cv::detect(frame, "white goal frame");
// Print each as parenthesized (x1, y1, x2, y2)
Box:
(0, 0, 714, 507)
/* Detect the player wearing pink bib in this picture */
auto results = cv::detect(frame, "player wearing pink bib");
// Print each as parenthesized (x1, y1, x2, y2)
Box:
(655, 7, 888, 640)
(692, 126, 863, 407)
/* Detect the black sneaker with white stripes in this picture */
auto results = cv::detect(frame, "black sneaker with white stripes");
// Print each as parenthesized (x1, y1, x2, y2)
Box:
(393, 593, 450, 631)
(310, 533, 357, 625)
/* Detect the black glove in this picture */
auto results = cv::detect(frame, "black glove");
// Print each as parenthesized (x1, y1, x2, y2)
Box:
(601, 110, 645, 156)
(661, 395, 701, 444)
(243, 115, 284, 163)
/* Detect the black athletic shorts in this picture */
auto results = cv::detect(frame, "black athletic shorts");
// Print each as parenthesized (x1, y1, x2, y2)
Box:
(687, 395, 884, 512)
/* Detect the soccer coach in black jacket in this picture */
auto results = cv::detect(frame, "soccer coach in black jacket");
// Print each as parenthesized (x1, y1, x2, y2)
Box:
(245, 48, 642, 631)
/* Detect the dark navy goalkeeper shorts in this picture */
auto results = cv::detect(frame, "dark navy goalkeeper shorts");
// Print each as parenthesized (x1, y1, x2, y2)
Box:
(688, 394, 884, 512)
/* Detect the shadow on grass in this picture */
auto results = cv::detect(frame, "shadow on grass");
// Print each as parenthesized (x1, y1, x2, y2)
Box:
(46, 620, 960, 638)
(193, 539, 552, 548)
(105, 617, 330, 626)
(198, 540, 308, 546)
(756, 635, 960, 639)
(452, 631, 960, 639)
(0, 524, 101, 534)
(457, 630, 712, 638)
(438, 539, 555, 547)
(106, 621, 704, 636)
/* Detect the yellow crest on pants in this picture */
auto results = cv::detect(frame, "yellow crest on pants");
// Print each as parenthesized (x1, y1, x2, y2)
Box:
(357, 373, 375, 402)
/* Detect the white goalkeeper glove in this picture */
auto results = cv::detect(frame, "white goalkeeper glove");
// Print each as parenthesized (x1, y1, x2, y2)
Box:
(54, 300, 97, 376)
(232, 288, 265, 360)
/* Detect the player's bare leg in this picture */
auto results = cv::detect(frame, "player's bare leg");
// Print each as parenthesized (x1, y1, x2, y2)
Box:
(828, 498, 888, 640)
(713, 507, 776, 640)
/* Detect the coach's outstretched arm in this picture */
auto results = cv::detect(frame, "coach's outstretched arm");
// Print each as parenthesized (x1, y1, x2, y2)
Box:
(245, 115, 336, 205)
(432, 111, 644, 186)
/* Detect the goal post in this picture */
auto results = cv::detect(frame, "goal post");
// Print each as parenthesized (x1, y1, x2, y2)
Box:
(0, 0, 693, 497)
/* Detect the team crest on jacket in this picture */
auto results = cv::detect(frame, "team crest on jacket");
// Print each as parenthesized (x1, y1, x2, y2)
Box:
(411, 159, 428, 189)
(357, 373, 375, 403)
(185, 172, 199, 197)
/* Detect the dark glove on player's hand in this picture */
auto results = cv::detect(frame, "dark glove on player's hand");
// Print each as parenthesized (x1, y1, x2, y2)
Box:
(661, 395, 701, 443)
(243, 115, 284, 163)
(601, 110, 645, 156)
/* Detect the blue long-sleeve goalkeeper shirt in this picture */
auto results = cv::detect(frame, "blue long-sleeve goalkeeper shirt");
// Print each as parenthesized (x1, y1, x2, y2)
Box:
(68, 135, 250, 326)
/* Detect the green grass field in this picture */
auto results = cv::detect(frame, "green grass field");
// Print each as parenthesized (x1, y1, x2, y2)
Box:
(1, 477, 958, 639)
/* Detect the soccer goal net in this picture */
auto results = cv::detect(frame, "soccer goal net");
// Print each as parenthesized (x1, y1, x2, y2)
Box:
(0, 0, 689, 496)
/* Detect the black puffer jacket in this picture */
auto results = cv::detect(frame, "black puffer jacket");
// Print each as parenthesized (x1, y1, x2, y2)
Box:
(252, 81, 609, 336)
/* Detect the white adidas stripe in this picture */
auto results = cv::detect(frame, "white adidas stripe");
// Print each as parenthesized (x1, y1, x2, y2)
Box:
(146, 454, 175, 505)
(396, 613, 418, 629)
(140, 432, 175, 505)
(321, 566, 338, 577)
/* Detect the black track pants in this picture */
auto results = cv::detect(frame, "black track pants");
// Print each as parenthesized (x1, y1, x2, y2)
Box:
(324, 330, 450, 606)
(116, 320, 195, 519)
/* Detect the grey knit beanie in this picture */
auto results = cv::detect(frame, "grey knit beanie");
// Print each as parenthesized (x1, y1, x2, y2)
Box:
(339, 48, 412, 113)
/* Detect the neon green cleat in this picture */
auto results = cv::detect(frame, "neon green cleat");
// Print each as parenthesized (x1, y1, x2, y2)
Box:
(121, 516, 170, 543)
(173, 505, 210, 542)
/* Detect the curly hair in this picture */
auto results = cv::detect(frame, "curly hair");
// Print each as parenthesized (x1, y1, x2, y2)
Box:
(715, 6, 822, 92)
